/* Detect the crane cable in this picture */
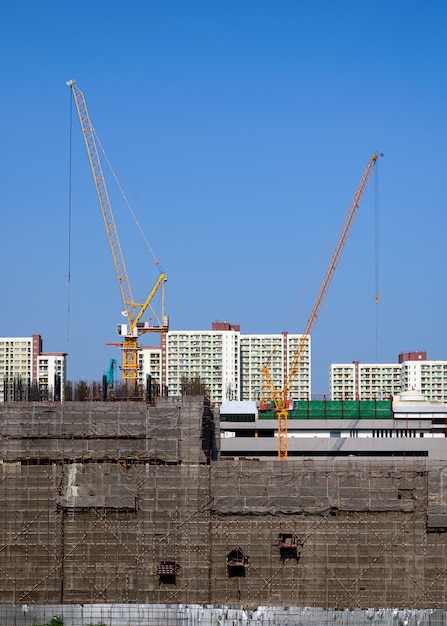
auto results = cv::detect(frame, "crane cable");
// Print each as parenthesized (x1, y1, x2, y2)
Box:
(93, 129, 165, 275)
(283, 220, 344, 334)
(285, 159, 382, 352)
(67, 88, 73, 343)
(374, 158, 380, 362)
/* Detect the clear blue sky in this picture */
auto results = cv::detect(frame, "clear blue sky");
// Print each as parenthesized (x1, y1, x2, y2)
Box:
(1, 1, 446, 395)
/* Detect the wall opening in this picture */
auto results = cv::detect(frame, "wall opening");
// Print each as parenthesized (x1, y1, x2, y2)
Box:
(226, 549, 249, 578)
(157, 561, 179, 585)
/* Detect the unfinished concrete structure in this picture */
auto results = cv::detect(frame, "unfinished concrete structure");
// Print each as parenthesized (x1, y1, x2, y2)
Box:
(3, 398, 447, 624)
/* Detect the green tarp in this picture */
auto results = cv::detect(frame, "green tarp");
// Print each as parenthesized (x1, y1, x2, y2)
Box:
(259, 400, 392, 420)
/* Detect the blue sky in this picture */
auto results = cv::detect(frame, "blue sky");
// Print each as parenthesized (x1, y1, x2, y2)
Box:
(1, 1, 446, 395)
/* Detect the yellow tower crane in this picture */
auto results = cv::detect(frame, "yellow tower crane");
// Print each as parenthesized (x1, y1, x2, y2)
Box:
(68, 80, 168, 386)
(263, 151, 382, 459)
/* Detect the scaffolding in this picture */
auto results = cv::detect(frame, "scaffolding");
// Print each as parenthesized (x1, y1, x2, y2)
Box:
(2, 399, 447, 624)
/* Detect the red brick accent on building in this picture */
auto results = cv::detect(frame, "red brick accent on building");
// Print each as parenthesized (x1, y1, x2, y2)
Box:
(32, 334, 42, 383)
(398, 351, 427, 363)
(211, 322, 240, 332)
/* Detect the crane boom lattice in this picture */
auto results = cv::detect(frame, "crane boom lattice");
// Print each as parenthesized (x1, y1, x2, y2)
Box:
(68, 80, 136, 324)
(263, 152, 382, 459)
(68, 80, 168, 386)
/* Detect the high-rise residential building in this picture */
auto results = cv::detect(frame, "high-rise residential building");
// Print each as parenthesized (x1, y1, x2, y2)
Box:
(330, 362, 402, 401)
(138, 345, 163, 392)
(37, 352, 67, 401)
(138, 323, 310, 406)
(330, 353, 447, 403)
(165, 323, 241, 404)
(401, 359, 447, 403)
(0, 335, 67, 401)
(239, 332, 310, 402)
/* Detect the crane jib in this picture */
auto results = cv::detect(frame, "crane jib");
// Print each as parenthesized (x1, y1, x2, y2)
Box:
(68, 80, 168, 385)
(263, 152, 382, 459)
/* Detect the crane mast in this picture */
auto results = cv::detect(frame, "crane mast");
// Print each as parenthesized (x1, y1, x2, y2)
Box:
(68, 80, 168, 386)
(263, 152, 382, 459)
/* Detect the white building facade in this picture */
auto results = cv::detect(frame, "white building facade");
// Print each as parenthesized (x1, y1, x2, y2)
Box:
(0, 335, 67, 402)
(138, 345, 163, 392)
(219, 391, 447, 460)
(401, 360, 447, 403)
(137, 323, 311, 406)
(37, 352, 67, 401)
(330, 355, 447, 403)
(165, 325, 240, 404)
(240, 333, 310, 402)
(330, 362, 402, 401)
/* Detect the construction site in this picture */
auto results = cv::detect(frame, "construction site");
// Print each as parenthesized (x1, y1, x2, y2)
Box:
(3, 83, 447, 626)
(2, 398, 447, 625)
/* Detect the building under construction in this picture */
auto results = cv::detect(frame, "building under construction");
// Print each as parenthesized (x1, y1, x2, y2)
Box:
(3, 397, 447, 625)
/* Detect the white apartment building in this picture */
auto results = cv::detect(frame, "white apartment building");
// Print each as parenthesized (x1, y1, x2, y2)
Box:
(330, 362, 402, 401)
(165, 324, 240, 404)
(137, 323, 311, 406)
(37, 352, 67, 400)
(240, 333, 310, 402)
(401, 360, 447, 403)
(0, 335, 67, 401)
(330, 353, 447, 403)
(138, 345, 163, 392)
